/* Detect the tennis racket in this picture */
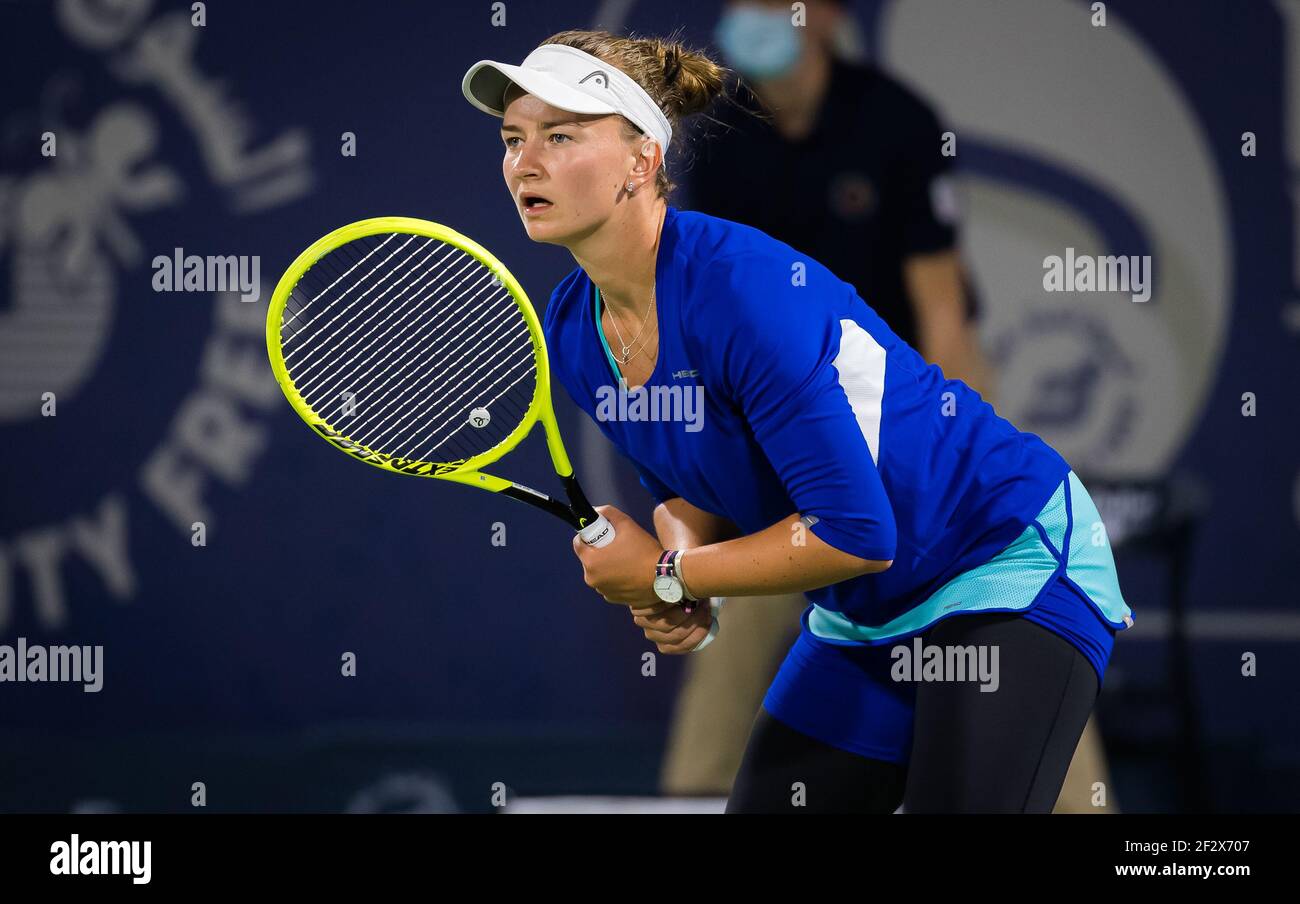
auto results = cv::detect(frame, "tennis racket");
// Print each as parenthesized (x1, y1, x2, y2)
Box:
(265, 216, 718, 650)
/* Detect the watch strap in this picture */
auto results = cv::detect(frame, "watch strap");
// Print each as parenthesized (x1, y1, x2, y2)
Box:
(656, 548, 699, 609)
(672, 549, 699, 602)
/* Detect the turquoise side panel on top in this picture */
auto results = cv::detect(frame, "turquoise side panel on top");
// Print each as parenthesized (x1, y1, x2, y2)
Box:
(808, 470, 1133, 646)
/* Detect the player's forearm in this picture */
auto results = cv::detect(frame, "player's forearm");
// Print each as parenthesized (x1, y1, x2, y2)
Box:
(677, 513, 890, 599)
(653, 497, 736, 550)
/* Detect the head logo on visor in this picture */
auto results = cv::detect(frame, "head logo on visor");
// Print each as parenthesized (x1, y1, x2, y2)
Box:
(461, 44, 673, 150)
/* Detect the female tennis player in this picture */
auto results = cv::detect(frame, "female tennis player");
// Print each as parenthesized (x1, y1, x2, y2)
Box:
(461, 30, 1134, 813)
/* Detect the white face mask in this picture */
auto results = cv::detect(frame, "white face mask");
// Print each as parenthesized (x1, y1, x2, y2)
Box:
(714, 6, 804, 80)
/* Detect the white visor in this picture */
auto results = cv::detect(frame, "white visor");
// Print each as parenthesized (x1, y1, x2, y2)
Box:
(462, 43, 673, 150)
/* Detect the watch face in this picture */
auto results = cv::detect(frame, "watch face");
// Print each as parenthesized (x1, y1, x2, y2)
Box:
(653, 575, 683, 603)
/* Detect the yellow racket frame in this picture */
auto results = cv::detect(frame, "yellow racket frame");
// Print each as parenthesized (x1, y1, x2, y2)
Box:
(265, 216, 578, 496)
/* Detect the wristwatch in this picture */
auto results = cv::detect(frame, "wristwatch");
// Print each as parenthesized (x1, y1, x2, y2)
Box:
(653, 549, 698, 607)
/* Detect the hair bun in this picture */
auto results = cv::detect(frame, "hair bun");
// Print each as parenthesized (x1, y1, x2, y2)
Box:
(663, 45, 682, 85)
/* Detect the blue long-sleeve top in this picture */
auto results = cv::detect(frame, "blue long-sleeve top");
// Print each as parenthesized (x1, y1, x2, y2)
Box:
(542, 206, 1071, 630)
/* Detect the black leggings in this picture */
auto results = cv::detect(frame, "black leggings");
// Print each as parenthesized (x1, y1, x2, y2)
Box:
(726, 613, 1100, 813)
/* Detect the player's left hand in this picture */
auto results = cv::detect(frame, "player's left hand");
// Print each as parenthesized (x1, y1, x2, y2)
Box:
(629, 600, 714, 654)
(572, 504, 664, 606)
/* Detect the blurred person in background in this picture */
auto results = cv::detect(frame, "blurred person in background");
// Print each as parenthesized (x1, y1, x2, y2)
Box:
(662, 0, 1118, 813)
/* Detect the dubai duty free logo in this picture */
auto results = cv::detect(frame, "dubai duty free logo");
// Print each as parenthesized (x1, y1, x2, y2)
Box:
(0, 0, 314, 634)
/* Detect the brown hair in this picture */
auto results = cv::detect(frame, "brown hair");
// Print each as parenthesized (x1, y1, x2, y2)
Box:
(531, 28, 729, 198)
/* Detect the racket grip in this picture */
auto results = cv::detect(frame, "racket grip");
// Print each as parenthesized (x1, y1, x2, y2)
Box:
(578, 513, 616, 548)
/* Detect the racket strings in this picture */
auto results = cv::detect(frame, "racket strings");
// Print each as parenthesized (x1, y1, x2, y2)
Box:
(280, 232, 402, 333)
(290, 245, 478, 397)
(277, 236, 533, 467)
(383, 337, 537, 459)
(349, 306, 530, 454)
(301, 242, 521, 443)
(295, 238, 529, 458)
(324, 249, 506, 409)
(284, 235, 447, 376)
(281, 234, 419, 362)
(277, 232, 539, 465)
